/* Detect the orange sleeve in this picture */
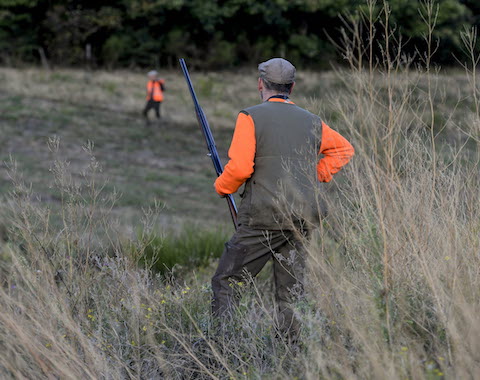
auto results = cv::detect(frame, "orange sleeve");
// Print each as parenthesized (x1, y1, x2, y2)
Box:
(214, 112, 256, 195)
(317, 121, 354, 182)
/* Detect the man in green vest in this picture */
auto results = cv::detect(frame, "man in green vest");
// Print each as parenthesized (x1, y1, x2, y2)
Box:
(212, 58, 355, 343)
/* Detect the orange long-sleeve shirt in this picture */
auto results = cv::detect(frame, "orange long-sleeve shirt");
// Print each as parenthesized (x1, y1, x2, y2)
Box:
(214, 99, 354, 196)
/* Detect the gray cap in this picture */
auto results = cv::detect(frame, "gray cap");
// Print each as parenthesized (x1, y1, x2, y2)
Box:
(258, 58, 296, 84)
(147, 70, 158, 77)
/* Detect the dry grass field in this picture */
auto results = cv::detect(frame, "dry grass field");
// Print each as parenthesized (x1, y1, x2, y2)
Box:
(1, 27, 480, 379)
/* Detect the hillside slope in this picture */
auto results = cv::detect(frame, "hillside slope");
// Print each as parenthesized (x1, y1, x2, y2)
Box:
(0, 68, 261, 229)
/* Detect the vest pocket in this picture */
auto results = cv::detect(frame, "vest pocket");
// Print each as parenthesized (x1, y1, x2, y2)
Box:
(249, 179, 282, 226)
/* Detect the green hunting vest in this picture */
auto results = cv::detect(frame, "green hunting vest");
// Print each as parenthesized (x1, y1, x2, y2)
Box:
(237, 100, 323, 230)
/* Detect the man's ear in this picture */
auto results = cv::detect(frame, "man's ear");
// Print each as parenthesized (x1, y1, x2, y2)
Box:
(289, 82, 296, 94)
(258, 77, 264, 92)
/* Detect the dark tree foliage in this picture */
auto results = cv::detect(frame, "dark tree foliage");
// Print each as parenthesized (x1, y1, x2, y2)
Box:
(0, 0, 477, 69)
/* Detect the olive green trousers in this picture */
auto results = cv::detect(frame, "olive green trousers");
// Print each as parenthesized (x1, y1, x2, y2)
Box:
(211, 226, 307, 342)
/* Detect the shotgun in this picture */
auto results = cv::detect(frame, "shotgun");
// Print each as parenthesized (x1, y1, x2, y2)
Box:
(179, 59, 238, 229)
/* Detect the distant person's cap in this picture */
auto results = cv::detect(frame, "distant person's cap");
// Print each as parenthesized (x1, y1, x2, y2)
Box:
(258, 58, 296, 84)
(147, 70, 158, 76)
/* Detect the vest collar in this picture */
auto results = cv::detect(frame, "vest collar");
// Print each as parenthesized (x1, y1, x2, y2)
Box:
(266, 96, 295, 104)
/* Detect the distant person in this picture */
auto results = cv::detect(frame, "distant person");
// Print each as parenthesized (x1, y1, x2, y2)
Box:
(143, 70, 165, 126)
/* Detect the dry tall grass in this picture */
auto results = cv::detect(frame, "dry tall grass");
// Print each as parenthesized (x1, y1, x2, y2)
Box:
(1, 1, 480, 379)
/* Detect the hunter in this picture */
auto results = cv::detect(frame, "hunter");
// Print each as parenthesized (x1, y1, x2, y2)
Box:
(212, 58, 354, 343)
(143, 70, 165, 126)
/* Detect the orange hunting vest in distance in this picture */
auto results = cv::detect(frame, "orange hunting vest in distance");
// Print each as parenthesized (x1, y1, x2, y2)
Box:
(146, 80, 165, 102)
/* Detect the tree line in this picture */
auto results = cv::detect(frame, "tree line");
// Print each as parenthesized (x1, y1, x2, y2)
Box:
(1, 0, 479, 70)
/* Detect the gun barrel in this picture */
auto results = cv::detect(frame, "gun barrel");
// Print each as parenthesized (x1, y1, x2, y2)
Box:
(179, 59, 238, 229)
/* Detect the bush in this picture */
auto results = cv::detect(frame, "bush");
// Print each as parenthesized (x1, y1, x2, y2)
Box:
(102, 34, 135, 68)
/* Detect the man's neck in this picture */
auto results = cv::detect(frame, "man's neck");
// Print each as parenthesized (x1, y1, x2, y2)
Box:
(261, 90, 289, 102)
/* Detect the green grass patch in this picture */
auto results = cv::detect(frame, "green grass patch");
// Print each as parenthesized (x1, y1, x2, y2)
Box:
(138, 224, 228, 274)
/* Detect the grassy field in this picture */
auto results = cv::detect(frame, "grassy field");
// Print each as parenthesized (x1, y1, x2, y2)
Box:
(0, 67, 350, 230)
(1, 49, 480, 379)
(0, 67, 254, 228)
